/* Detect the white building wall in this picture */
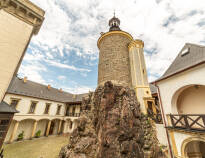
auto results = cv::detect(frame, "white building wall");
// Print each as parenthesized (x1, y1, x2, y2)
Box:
(3, 94, 66, 119)
(157, 63, 205, 156)
(156, 124, 168, 146)
(0, 10, 33, 101)
(157, 63, 205, 118)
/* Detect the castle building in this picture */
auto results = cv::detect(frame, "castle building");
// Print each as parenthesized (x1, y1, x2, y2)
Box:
(3, 76, 159, 144)
(0, 0, 44, 148)
(97, 15, 156, 115)
(154, 43, 205, 158)
(0, 8, 165, 148)
(0, 0, 44, 102)
(4, 76, 86, 143)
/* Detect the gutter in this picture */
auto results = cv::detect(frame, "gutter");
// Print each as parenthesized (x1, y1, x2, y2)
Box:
(155, 84, 174, 158)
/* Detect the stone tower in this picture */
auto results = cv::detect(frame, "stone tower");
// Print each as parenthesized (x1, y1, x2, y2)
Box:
(97, 15, 155, 114)
(0, 0, 44, 102)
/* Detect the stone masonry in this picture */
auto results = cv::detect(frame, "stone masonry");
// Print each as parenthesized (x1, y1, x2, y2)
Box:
(98, 33, 132, 87)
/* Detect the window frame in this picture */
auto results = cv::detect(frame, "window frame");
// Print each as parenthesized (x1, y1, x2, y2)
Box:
(10, 98, 21, 109)
(56, 105, 62, 115)
(28, 101, 38, 114)
(44, 103, 51, 114)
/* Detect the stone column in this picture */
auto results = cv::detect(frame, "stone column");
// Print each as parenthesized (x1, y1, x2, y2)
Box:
(58, 120, 62, 134)
(46, 120, 51, 136)
(63, 121, 68, 134)
(9, 121, 19, 143)
(31, 120, 38, 139)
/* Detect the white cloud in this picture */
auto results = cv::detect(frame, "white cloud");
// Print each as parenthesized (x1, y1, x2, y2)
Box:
(58, 75, 66, 80)
(64, 85, 95, 94)
(18, 64, 46, 84)
(27, 0, 205, 89)
(45, 59, 91, 72)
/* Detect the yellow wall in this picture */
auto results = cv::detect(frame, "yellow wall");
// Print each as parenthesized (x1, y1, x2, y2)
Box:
(0, 10, 33, 102)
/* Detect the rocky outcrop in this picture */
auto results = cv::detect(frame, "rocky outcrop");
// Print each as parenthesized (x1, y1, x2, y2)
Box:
(59, 81, 164, 158)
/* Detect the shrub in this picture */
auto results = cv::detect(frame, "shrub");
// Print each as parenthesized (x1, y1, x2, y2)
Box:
(35, 130, 41, 138)
(17, 131, 24, 141)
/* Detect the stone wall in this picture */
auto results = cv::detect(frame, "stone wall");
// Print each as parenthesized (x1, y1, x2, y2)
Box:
(98, 33, 132, 87)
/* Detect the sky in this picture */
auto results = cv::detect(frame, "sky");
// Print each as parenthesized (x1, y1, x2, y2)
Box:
(18, 0, 205, 94)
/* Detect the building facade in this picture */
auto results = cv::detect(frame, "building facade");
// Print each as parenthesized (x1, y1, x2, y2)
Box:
(0, 0, 44, 148)
(4, 77, 85, 143)
(0, 0, 44, 102)
(155, 43, 205, 158)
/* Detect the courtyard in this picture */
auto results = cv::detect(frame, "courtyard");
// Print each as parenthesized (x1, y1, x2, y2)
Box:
(3, 135, 68, 158)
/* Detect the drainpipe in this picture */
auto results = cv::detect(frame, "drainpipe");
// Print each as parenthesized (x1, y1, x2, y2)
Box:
(155, 84, 174, 158)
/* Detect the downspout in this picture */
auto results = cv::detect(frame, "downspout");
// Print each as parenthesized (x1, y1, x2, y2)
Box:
(155, 84, 174, 158)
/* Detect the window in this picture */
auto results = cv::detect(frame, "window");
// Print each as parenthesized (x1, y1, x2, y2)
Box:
(72, 106, 76, 116)
(28, 101, 37, 114)
(147, 101, 154, 116)
(181, 48, 189, 56)
(56, 105, 61, 115)
(10, 99, 20, 109)
(44, 103, 51, 114)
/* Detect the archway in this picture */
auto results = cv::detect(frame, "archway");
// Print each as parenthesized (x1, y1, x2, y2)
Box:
(171, 85, 205, 114)
(17, 119, 35, 140)
(184, 140, 205, 158)
(37, 119, 49, 137)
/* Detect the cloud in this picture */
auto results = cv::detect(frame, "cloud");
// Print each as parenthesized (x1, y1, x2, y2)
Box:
(64, 85, 94, 94)
(18, 64, 46, 84)
(58, 75, 66, 80)
(24, 0, 205, 91)
(45, 59, 91, 72)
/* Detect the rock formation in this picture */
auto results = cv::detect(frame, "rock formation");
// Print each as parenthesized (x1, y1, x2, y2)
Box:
(59, 81, 164, 158)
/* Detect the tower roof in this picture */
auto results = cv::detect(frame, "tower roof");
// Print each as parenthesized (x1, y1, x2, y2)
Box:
(108, 14, 121, 31)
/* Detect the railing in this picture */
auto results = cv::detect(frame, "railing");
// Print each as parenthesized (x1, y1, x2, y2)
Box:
(66, 113, 80, 117)
(169, 114, 205, 131)
(148, 113, 163, 124)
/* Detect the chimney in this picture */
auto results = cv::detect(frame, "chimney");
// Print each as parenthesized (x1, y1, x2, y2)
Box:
(23, 76, 27, 83)
(47, 84, 51, 90)
(59, 88, 63, 92)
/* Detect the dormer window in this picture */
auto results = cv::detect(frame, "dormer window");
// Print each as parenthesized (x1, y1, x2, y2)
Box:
(181, 48, 189, 56)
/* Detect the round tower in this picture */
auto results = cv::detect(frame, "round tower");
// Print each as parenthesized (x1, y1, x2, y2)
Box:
(97, 15, 156, 115)
(97, 15, 133, 87)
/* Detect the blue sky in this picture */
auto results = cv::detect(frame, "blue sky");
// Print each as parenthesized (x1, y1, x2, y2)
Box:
(18, 0, 205, 94)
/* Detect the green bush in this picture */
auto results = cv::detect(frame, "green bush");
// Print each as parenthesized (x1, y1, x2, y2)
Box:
(17, 131, 24, 141)
(35, 130, 41, 138)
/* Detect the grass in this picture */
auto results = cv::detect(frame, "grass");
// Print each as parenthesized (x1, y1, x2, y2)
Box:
(3, 135, 69, 158)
